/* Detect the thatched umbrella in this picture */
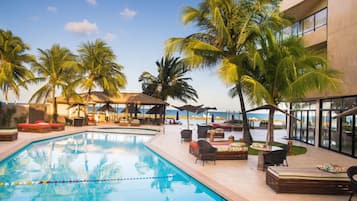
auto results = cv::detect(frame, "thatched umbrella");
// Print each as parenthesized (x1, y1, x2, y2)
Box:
(173, 105, 203, 129)
(245, 104, 299, 145)
(97, 103, 116, 113)
(333, 106, 357, 118)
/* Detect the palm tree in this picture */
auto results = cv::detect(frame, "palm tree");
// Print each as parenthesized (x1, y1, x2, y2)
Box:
(30, 44, 77, 122)
(77, 39, 126, 106)
(165, 0, 288, 144)
(243, 29, 340, 146)
(0, 29, 34, 103)
(139, 56, 198, 103)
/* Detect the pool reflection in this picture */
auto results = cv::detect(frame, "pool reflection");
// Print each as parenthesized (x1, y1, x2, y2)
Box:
(0, 132, 224, 200)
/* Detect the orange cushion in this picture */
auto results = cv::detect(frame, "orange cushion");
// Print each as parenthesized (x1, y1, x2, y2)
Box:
(190, 141, 198, 148)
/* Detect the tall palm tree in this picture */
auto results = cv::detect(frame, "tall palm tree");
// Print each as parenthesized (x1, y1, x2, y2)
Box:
(30, 44, 78, 122)
(0, 29, 34, 103)
(243, 29, 340, 145)
(77, 39, 126, 105)
(139, 56, 198, 103)
(166, 0, 288, 144)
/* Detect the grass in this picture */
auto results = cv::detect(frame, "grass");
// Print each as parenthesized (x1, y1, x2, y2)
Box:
(247, 141, 307, 156)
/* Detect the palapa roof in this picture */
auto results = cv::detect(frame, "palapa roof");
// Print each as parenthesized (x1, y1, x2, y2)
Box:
(52, 91, 168, 105)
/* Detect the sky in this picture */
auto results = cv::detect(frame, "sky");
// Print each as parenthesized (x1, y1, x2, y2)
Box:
(0, 0, 247, 112)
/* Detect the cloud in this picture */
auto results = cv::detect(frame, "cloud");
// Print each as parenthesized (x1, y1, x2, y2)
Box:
(64, 19, 98, 34)
(86, 0, 96, 5)
(120, 8, 137, 19)
(104, 33, 115, 41)
(47, 6, 57, 12)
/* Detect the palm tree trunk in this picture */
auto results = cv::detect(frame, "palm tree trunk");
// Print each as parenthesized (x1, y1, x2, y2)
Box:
(266, 108, 275, 146)
(236, 84, 253, 145)
(51, 88, 57, 123)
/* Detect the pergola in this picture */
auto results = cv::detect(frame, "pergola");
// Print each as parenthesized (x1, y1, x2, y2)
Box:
(52, 91, 168, 124)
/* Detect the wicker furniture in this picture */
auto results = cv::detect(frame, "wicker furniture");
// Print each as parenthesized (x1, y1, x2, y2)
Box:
(0, 129, 18, 141)
(181, 129, 192, 142)
(263, 150, 288, 169)
(266, 166, 351, 194)
(195, 140, 217, 166)
(189, 141, 248, 160)
(347, 166, 357, 200)
(197, 124, 212, 138)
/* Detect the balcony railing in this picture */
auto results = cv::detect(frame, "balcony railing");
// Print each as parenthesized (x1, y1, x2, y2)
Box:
(278, 7, 327, 40)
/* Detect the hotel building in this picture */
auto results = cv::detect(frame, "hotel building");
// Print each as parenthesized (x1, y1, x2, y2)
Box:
(281, 0, 357, 158)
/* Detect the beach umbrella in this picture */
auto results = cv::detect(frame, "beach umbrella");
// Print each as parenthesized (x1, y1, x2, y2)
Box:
(245, 104, 299, 120)
(176, 111, 179, 121)
(197, 106, 217, 125)
(333, 106, 357, 118)
(173, 105, 203, 129)
(121, 105, 141, 114)
(146, 105, 164, 115)
(97, 103, 115, 113)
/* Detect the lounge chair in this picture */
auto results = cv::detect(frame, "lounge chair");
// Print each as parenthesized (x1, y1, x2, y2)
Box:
(17, 123, 51, 133)
(266, 166, 351, 194)
(347, 166, 357, 201)
(0, 129, 18, 141)
(207, 128, 225, 140)
(131, 119, 140, 126)
(195, 140, 217, 166)
(119, 119, 129, 126)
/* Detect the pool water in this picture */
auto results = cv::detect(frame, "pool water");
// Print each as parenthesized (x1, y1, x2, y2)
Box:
(0, 132, 225, 201)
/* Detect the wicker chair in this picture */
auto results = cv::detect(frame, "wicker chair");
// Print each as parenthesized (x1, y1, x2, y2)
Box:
(263, 150, 288, 169)
(180, 129, 192, 142)
(195, 140, 217, 166)
(197, 124, 211, 139)
(347, 166, 357, 201)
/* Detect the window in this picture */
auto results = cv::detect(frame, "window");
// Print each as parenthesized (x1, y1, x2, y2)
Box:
(315, 8, 327, 28)
(303, 15, 315, 34)
(282, 26, 292, 40)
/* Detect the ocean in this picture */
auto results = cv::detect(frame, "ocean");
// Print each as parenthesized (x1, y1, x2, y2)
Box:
(89, 106, 286, 125)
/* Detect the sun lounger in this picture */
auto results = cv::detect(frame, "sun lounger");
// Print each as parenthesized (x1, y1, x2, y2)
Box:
(17, 123, 52, 133)
(17, 121, 65, 133)
(266, 166, 351, 194)
(119, 119, 129, 126)
(211, 123, 243, 131)
(131, 119, 140, 126)
(0, 129, 18, 141)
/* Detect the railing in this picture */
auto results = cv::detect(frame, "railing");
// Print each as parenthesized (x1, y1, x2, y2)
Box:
(278, 7, 327, 40)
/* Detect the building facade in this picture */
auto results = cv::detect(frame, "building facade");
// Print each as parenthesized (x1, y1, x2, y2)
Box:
(281, 0, 357, 158)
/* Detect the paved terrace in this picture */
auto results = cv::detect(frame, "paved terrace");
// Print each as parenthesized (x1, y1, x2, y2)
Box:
(0, 124, 356, 201)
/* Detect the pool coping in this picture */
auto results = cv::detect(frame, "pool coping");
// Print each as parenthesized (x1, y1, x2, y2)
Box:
(0, 125, 161, 162)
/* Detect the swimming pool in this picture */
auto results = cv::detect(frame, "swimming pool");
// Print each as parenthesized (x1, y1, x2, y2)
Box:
(0, 131, 225, 200)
